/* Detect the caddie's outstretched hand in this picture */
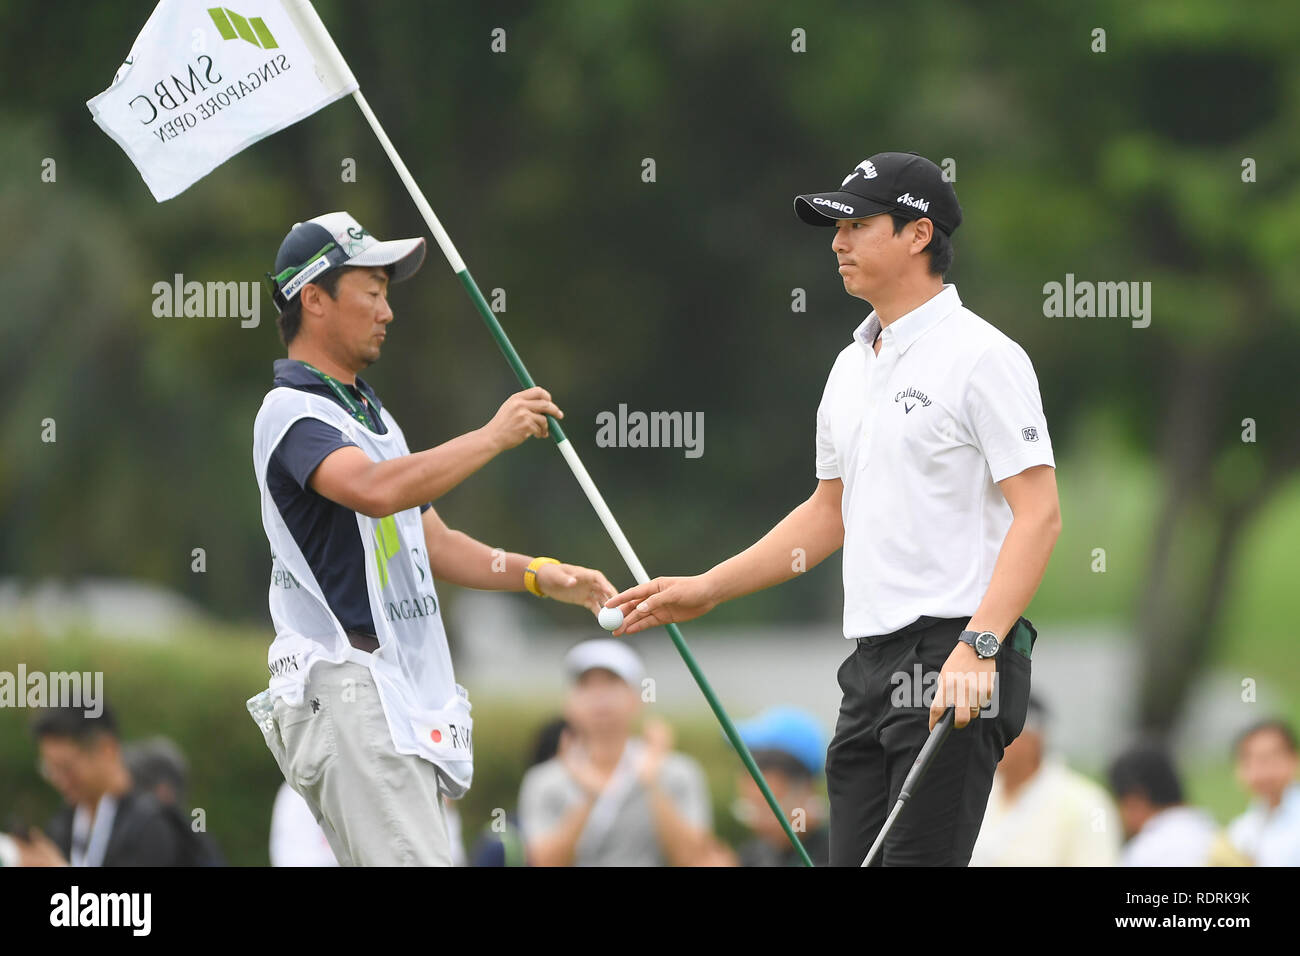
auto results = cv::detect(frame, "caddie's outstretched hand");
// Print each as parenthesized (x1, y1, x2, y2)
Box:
(605, 575, 718, 636)
(535, 561, 617, 616)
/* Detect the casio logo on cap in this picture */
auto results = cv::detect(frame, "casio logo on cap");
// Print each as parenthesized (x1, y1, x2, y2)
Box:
(813, 197, 855, 215)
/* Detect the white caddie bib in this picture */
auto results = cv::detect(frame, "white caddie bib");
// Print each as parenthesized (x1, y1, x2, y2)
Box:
(252, 386, 473, 797)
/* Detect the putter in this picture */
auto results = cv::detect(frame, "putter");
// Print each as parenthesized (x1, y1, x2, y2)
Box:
(860, 706, 956, 867)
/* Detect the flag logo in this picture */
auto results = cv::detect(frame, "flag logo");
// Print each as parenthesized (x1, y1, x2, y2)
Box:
(89, 0, 358, 200)
(207, 7, 278, 49)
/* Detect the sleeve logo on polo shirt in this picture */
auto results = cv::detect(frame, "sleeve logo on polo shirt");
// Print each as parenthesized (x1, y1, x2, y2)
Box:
(1021, 427, 1039, 442)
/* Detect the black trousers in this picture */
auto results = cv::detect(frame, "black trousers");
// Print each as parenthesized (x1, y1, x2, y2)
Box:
(826, 616, 1034, 866)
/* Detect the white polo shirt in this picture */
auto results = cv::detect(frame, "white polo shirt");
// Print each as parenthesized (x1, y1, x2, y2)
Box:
(815, 283, 1054, 638)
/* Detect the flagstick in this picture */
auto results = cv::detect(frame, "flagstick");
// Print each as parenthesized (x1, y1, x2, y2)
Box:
(349, 88, 813, 866)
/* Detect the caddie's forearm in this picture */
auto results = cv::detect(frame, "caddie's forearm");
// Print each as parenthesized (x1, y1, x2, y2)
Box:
(369, 428, 502, 515)
(428, 529, 533, 590)
(706, 495, 844, 605)
(966, 511, 1061, 639)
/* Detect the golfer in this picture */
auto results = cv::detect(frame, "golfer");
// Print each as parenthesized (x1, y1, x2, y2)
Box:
(248, 211, 616, 866)
(608, 153, 1061, 866)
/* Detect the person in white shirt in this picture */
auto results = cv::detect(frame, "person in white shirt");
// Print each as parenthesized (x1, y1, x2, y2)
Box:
(518, 640, 713, 867)
(1227, 719, 1300, 866)
(1109, 743, 1248, 866)
(607, 152, 1061, 866)
(970, 697, 1120, 866)
(270, 781, 337, 867)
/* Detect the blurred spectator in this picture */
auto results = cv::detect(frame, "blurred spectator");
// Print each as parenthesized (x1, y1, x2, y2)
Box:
(1108, 743, 1249, 866)
(691, 834, 741, 867)
(969, 697, 1120, 866)
(730, 707, 830, 866)
(19, 704, 202, 866)
(124, 736, 225, 865)
(469, 717, 567, 867)
(122, 736, 187, 808)
(518, 639, 713, 865)
(0, 833, 20, 868)
(270, 781, 338, 867)
(1227, 718, 1300, 866)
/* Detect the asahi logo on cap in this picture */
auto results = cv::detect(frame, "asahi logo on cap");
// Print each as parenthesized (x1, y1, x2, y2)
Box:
(896, 192, 930, 212)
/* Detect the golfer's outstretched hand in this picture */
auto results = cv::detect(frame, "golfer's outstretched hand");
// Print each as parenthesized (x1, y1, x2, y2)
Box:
(535, 561, 617, 616)
(605, 575, 719, 636)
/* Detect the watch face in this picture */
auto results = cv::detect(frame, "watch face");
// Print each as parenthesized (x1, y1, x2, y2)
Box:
(975, 632, 1000, 657)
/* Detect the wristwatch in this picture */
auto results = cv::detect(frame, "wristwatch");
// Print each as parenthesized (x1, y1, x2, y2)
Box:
(958, 629, 1001, 659)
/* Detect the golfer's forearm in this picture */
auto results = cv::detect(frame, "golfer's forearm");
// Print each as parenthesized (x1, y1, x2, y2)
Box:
(364, 429, 503, 515)
(647, 787, 707, 866)
(428, 530, 533, 590)
(966, 512, 1060, 639)
(706, 495, 843, 605)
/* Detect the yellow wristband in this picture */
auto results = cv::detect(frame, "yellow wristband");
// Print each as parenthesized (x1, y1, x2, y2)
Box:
(524, 557, 560, 597)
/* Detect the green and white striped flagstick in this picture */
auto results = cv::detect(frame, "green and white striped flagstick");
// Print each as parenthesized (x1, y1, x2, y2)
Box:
(347, 89, 813, 869)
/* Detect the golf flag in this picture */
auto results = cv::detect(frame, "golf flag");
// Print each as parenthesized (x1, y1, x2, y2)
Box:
(87, 1, 357, 201)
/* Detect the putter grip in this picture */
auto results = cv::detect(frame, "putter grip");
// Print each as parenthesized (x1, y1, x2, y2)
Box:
(897, 707, 955, 801)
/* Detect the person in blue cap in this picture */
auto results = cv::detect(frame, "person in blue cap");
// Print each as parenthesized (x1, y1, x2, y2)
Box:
(732, 707, 831, 867)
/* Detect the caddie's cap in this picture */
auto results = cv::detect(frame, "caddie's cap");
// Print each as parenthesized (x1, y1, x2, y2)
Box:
(268, 211, 426, 311)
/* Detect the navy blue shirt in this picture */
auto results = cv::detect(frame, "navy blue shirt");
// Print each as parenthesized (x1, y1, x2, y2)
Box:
(266, 359, 430, 636)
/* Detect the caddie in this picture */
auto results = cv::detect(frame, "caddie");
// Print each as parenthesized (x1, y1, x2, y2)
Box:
(248, 211, 616, 866)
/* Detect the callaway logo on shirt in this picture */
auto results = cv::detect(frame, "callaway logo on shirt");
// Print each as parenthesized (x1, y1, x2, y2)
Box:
(895, 387, 932, 414)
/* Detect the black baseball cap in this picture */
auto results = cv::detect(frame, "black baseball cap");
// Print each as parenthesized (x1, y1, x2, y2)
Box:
(267, 211, 426, 312)
(793, 151, 962, 236)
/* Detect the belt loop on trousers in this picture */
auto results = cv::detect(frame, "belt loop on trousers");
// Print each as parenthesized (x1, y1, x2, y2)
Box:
(855, 615, 944, 648)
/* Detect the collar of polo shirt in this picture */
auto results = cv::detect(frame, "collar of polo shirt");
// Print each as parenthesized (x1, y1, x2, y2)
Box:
(855, 284, 962, 357)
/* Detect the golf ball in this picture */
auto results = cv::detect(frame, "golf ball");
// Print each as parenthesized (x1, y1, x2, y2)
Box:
(598, 606, 624, 631)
